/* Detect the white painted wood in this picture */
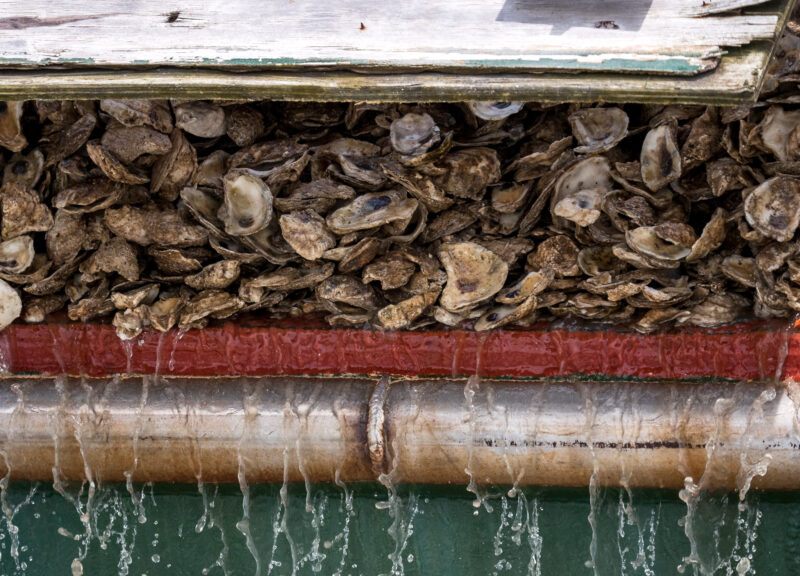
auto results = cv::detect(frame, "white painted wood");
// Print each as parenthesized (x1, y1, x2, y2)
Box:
(0, 0, 781, 74)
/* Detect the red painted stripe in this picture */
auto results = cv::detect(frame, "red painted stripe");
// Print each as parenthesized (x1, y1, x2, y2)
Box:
(1, 316, 797, 380)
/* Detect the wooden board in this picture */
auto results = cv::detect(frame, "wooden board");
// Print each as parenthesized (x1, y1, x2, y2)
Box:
(0, 0, 794, 103)
(0, 0, 785, 74)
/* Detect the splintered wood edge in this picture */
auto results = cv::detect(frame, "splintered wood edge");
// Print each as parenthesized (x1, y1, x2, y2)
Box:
(0, 43, 773, 104)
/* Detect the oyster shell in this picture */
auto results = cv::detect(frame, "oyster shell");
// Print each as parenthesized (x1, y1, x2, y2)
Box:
(279, 210, 336, 261)
(185, 260, 241, 290)
(0, 101, 26, 152)
(438, 242, 508, 312)
(626, 223, 696, 261)
(1, 183, 53, 239)
(641, 123, 681, 191)
(174, 101, 227, 138)
(0, 236, 35, 274)
(219, 171, 273, 236)
(744, 177, 800, 241)
(327, 190, 418, 235)
(105, 204, 209, 247)
(568, 107, 629, 154)
(0, 279, 22, 330)
(467, 102, 524, 121)
(390, 113, 441, 157)
(99, 100, 173, 133)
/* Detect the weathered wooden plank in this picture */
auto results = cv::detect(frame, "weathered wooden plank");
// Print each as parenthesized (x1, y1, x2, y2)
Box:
(0, 0, 782, 75)
(0, 42, 774, 105)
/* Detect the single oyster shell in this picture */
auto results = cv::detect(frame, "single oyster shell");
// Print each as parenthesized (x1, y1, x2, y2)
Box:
(149, 297, 186, 332)
(279, 210, 336, 261)
(1, 183, 54, 239)
(744, 177, 800, 242)
(755, 106, 800, 162)
(196, 150, 230, 189)
(491, 181, 532, 214)
(577, 245, 625, 276)
(551, 156, 613, 221)
(635, 308, 692, 333)
(208, 236, 265, 265)
(316, 275, 380, 311)
(105, 204, 209, 247)
(113, 305, 150, 340)
(219, 171, 273, 236)
(180, 186, 225, 237)
(496, 270, 553, 305)
(756, 242, 796, 272)
(683, 293, 746, 328)
(0, 279, 23, 330)
(101, 125, 172, 164)
(435, 148, 501, 200)
(474, 294, 537, 331)
(151, 129, 197, 201)
(680, 107, 722, 170)
(185, 260, 241, 290)
(363, 252, 417, 291)
(721, 255, 757, 288)
(0, 254, 50, 285)
(3, 149, 44, 189)
(0, 236, 35, 274)
(467, 102, 524, 121)
(421, 206, 476, 243)
(611, 242, 677, 270)
(0, 101, 26, 153)
(641, 123, 681, 191)
(327, 189, 418, 235)
(80, 237, 140, 282)
(54, 178, 148, 214)
(148, 246, 206, 275)
(86, 140, 150, 184)
(390, 113, 441, 157)
(438, 242, 508, 312)
(99, 100, 174, 133)
(686, 208, 727, 262)
(22, 294, 66, 323)
(42, 113, 97, 168)
(554, 188, 608, 227)
(527, 236, 580, 277)
(179, 290, 244, 328)
(568, 107, 629, 154)
(336, 237, 382, 274)
(625, 223, 696, 261)
(23, 258, 81, 296)
(376, 289, 440, 330)
(707, 157, 752, 197)
(111, 283, 160, 310)
(226, 105, 265, 147)
(174, 101, 227, 138)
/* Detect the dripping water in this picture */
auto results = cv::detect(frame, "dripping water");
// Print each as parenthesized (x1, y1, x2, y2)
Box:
(236, 381, 262, 576)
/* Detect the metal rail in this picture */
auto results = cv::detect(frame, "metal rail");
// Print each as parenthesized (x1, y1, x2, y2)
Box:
(0, 376, 797, 490)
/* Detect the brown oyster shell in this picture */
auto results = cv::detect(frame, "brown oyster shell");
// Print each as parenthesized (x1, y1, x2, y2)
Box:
(641, 123, 681, 191)
(744, 177, 800, 242)
(105, 204, 209, 247)
(568, 107, 629, 154)
(438, 242, 508, 312)
(279, 210, 336, 261)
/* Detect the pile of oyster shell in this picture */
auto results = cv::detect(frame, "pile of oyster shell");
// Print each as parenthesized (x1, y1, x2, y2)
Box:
(3, 34, 800, 337)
